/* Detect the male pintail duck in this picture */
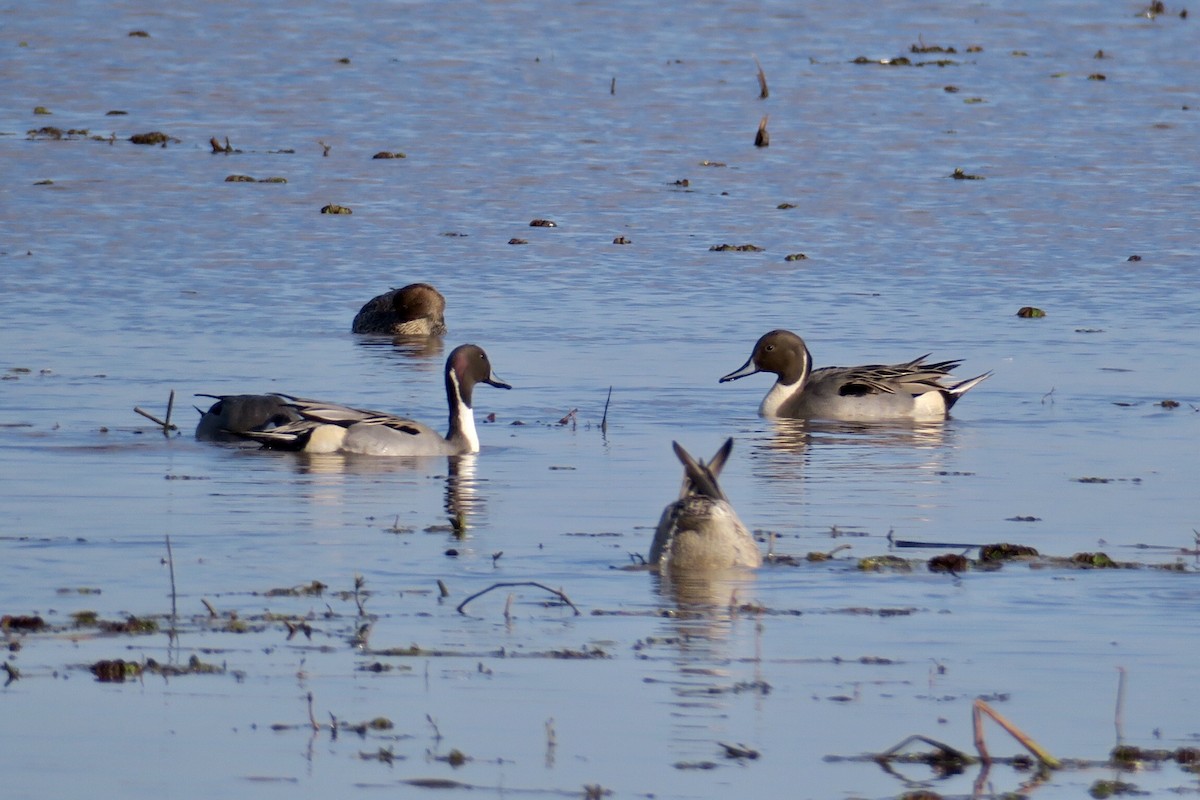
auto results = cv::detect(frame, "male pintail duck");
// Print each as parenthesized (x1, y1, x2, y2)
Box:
(351, 283, 447, 336)
(649, 438, 762, 573)
(195, 394, 301, 442)
(720, 329, 990, 422)
(235, 343, 510, 455)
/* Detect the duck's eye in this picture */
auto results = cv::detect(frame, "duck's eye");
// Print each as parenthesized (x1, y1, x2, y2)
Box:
(764, 344, 775, 352)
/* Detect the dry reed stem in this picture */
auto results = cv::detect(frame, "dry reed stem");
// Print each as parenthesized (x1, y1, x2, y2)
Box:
(973, 698, 1060, 769)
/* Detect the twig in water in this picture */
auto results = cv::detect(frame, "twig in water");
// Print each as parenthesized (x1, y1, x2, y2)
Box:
(426, 714, 442, 743)
(456, 581, 581, 616)
(1115, 666, 1127, 745)
(437, 579, 450, 598)
(165, 534, 177, 626)
(353, 573, 366, 617)
(601, 386, 612, 435)
(754, 55, 769, 98)
(609, 76, 616, 95)
(880, 733, 968, 761)
(318, 140, 331, 157)
(307, 691, 320, 731)
(972, 698, 1060, 769)
(1041, 387, 1056, 405)
(491, 551, 503, 567)
(201, 598, 217, 618)
(134, 392, 179, 434)
(503, 593, 514, 622)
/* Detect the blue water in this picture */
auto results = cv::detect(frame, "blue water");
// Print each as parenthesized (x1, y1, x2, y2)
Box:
(3, 1, 1199, 797)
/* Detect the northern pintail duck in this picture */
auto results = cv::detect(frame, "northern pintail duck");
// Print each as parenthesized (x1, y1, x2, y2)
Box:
(649, 439, 762, 573)
(351, 283, 447, 336)
(195, 394, 302, 442)
(235, 344, 510, 455)
(720, 329, 990, 422)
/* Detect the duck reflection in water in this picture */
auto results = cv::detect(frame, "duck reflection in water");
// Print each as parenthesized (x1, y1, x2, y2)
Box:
(281, 452, 485, 537)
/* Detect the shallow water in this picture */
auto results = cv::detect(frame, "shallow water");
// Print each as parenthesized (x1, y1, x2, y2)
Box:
(3, 1, 1200, 797)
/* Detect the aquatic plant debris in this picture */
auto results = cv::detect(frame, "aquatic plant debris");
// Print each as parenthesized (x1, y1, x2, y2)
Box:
(455, 582, 580, 616)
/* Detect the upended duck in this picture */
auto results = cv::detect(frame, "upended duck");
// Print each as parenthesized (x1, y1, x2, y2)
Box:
(720, 329, 990, 422)
(351, 282, 447, 336)
(195, 394, 301, 442)
(649, 438, 762, 573)
(233, 343, 510, 456)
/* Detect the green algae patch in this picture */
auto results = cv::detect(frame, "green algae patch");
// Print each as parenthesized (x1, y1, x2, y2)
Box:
(980, 543, 1040, 562)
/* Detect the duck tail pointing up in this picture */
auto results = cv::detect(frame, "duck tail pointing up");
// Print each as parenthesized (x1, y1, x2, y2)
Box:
(945, 371, 992, 409)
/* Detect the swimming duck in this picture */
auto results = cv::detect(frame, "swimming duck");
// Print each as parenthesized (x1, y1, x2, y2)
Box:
(194, 394, 302, 442)
(235, 343, 510, 455)
(649, 438, 762, 573)
(351, 283, 447, 336)
(720, 329, 990, 422)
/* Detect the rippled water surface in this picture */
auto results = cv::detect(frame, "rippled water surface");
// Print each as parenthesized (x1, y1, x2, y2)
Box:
(3, 1, 1199, 798)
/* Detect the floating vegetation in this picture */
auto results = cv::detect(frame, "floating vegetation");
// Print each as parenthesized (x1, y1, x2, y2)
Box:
(264, 580, 328, 597)
(320, 203, 352, 215)
(70, 610, 99, 626)
(1089, 73, 1108, 81)
(1070, 552, 1119, 569)
(507, 237, 527, 245)
(928, 553, 970, 573)
(858, 555, 913, 572)
(128, 30, 150, 37)
(99, 615, 159, 634)
(371, 151, 406, 159)
(951, 167, 984, 180)
(784, 253, 808, 261)
(27, 126, 89, 140)
(33, 105, 51, 115)
(529, 219, 557, 227)
(910, 37, 957, 54)
(709, 243, 764, 252)
(91, 658, 142, 682)
(612, 236, 631, 245)
(1016, 306, 1046, 318)
(1, 614, 46, 631)
(224, 174, 286, 183)
(979, 542, 1040, 561)
(777, 202, 796, 209)
(129, 131, 173, 145)
(852, 54, 960, 67)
